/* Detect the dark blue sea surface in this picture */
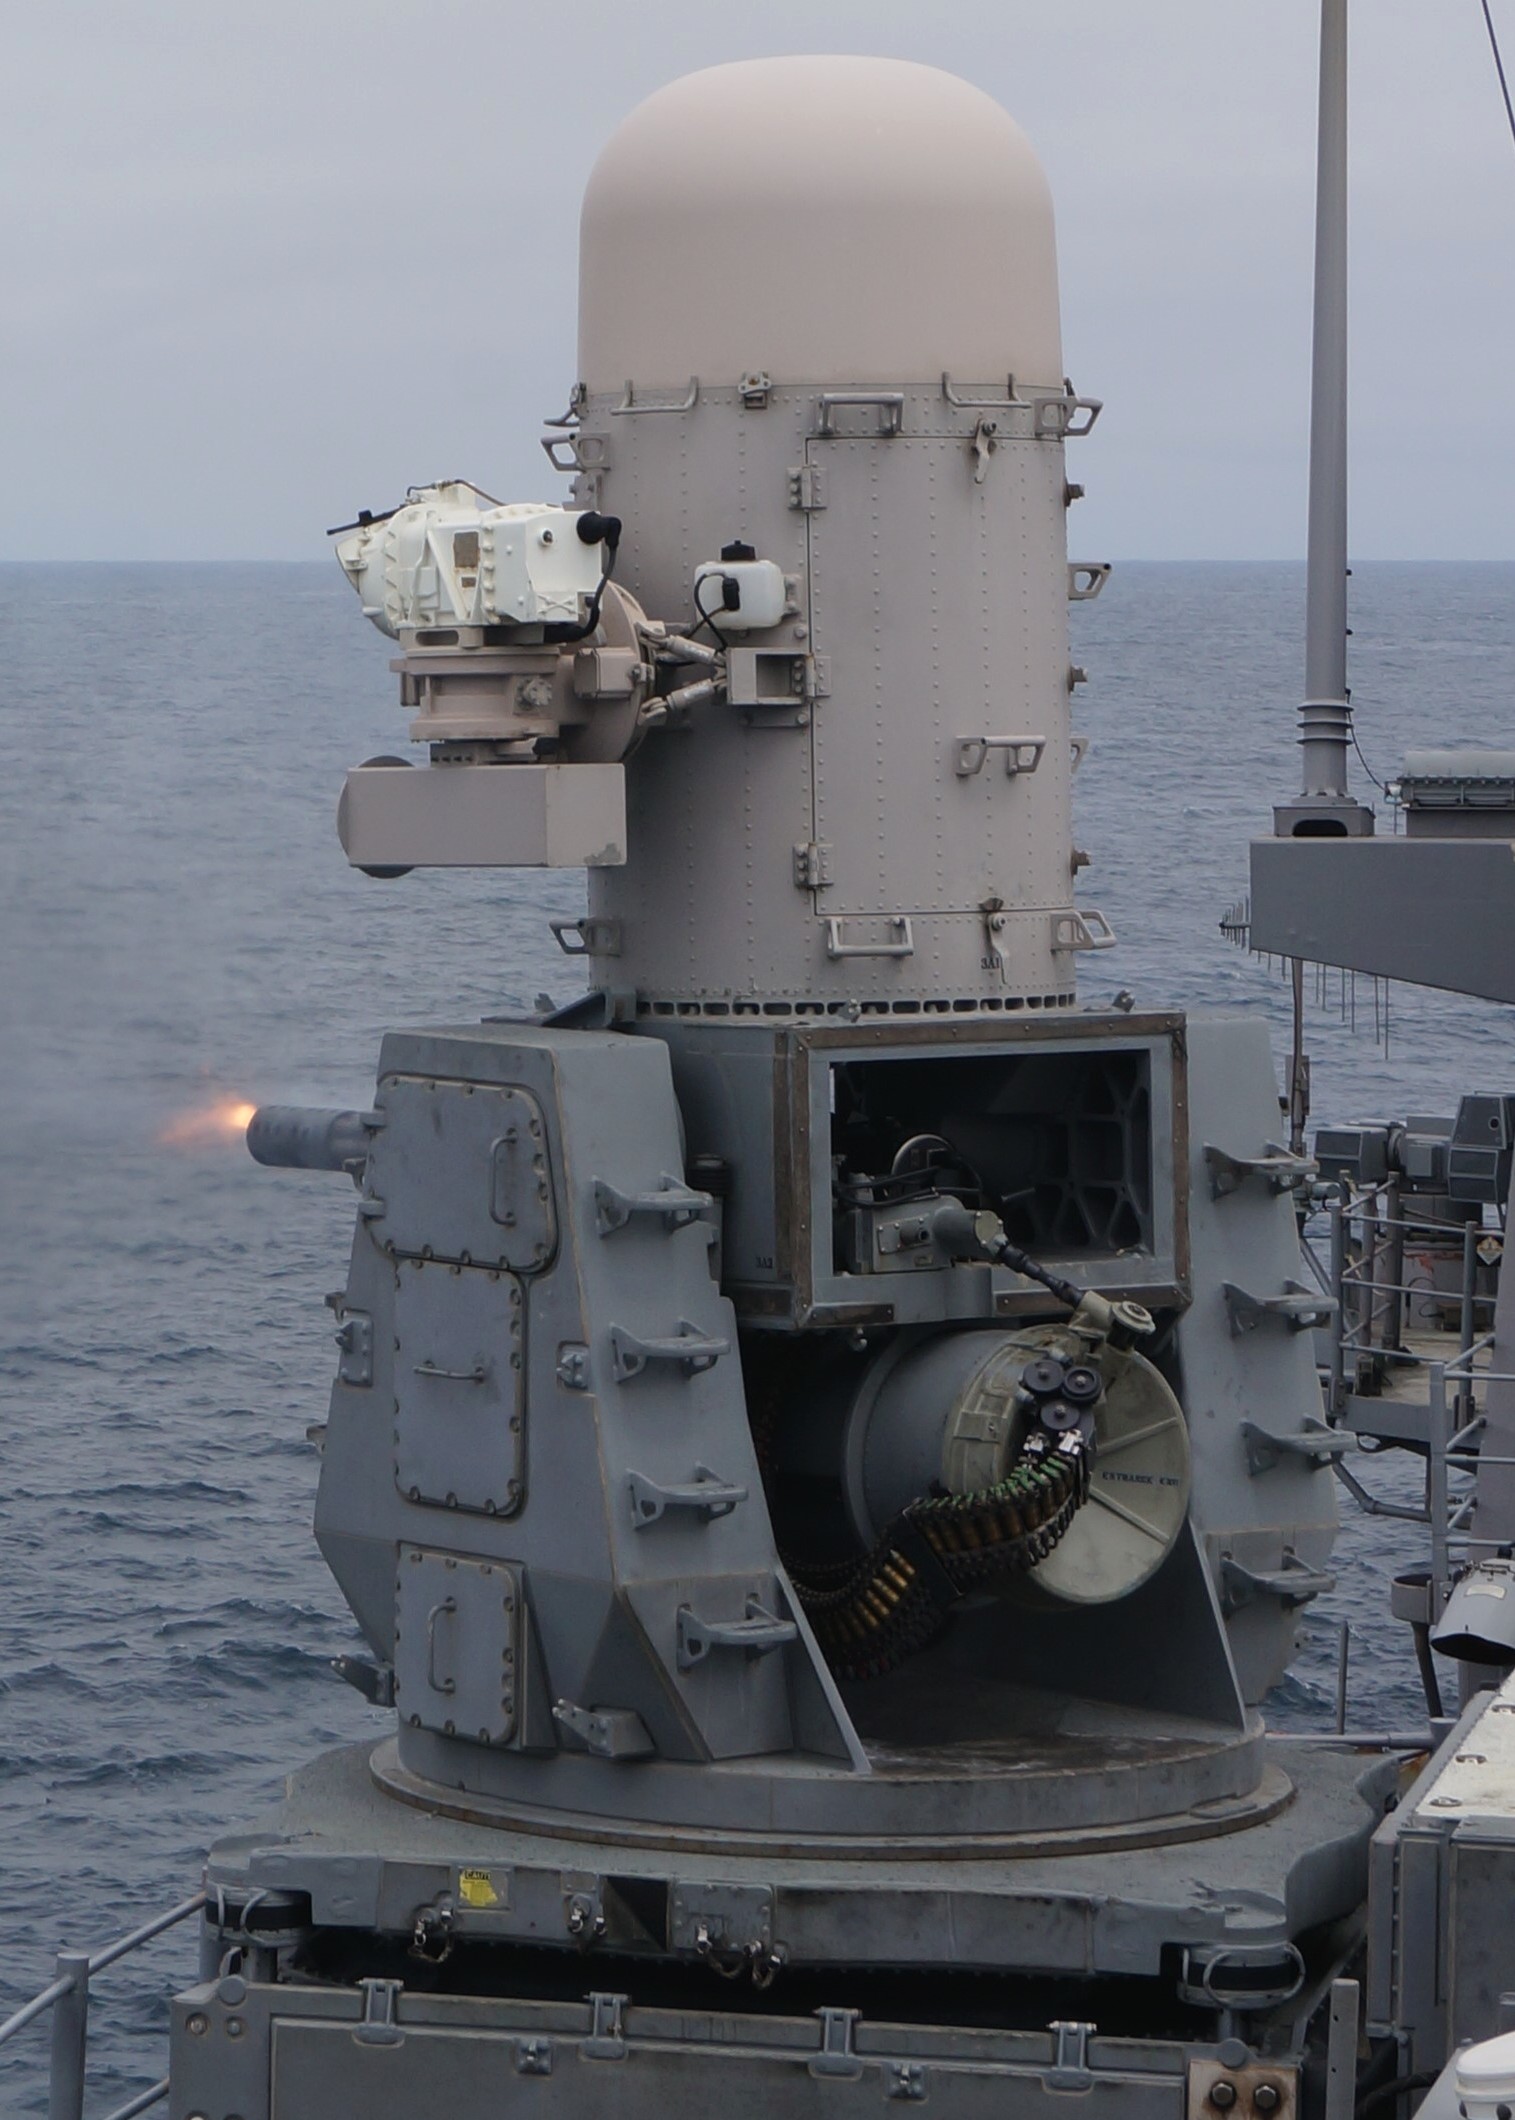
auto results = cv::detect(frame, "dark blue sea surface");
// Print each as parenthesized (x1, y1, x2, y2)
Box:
(2, 560, 1511, 2110)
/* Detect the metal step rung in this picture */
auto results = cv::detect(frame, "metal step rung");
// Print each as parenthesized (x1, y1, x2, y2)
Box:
(677, 1599, 798, 1669)
(593, 1174, 712, 1236)
(609, 1321, 730, 1382)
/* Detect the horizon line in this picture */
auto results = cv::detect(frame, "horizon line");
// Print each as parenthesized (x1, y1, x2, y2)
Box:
(3, 554, 1514, 568)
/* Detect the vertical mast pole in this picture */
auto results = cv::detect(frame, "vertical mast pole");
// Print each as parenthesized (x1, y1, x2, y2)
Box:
(1305, 0, 1349, 738)
(1281, 0, 1373, 834)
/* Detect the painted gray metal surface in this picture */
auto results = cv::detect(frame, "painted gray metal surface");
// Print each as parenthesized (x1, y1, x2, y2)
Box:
(1175, 1017, 1340, 1705)
(313, 1021, 856, 1777)
(169, 1974, 1213, 2120)
(201, 1737, 1383, 1985)
(573, 380, 1100, 1008)
(1249, 836, 1515, 1002)
(302, 1009, 1330, 1833)
(1368, 1669, 1515, 2074)
(651, 1012, 1188, 1330)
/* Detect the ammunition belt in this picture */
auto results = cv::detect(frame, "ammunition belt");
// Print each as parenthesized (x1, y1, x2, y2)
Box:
(786, 1437, 1092, 1682)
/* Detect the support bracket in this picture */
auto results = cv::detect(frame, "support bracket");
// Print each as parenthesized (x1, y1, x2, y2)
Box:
(1223, 1279, 1336, 1335)
(1240, 1417, 1353, 1477)
(1220, 1551, 1336, 1613)
(582, 1991, 628, 2060)
(355, 1978, 404, 2048)
(808, 2007, 863, 2080)
(551, 1699, 655, 1760)
(1046, 2021, 1096, 2093)
(1205, 1142, 1317, 1200)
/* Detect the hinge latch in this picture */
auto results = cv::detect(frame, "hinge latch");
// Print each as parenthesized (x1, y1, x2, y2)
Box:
(793, 841, 834, 890)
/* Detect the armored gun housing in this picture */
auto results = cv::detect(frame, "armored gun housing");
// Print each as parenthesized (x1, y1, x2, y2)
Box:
(174, 55, 1386, 2120)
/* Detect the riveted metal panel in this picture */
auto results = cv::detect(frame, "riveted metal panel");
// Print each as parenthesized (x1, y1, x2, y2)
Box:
(393, 1259, 523, 1516)
(580, 384, 1084, 1008)
(371, 1077, 557, 1273)
(394, 1547, 520, 1747)
(806, 433, 1071, 986)
(232, 1985, 1194, 2120)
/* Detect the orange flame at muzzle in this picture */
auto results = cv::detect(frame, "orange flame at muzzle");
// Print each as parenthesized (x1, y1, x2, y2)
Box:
(157, 1098, 257, 1147)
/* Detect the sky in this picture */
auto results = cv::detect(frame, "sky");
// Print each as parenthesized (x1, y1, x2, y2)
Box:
(3, 1, 1514, 562)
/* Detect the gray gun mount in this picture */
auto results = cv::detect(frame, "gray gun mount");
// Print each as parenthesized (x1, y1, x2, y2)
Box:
(187, 52, 1366, 2120)
(218, 1010, 1351, 2018)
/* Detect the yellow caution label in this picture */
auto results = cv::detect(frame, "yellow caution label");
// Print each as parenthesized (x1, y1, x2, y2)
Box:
(458, 1867, 502, 1909)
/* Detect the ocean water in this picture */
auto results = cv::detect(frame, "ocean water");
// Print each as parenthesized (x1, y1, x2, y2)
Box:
(2, 559, 1512, 2110)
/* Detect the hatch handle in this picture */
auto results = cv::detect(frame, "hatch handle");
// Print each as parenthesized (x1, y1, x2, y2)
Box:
(815, 391, 905, 437)
(612, 378, 699, 416)
(425, 1599, 457, 1694)
(824, 915, 915, 960)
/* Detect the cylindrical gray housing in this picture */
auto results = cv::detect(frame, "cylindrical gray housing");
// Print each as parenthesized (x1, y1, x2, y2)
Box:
(571, 58, 1094, 1012)
(247, 1106, 377, 1174)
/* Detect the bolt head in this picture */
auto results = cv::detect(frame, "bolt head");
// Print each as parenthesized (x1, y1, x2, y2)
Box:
(1209, 2085, 1237, 2113)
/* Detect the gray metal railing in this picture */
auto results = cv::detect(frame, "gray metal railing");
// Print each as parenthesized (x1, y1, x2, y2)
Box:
(0, 1891, 204, 2120)
(1299, 1178, 1512, 1723)
(1303, 1182, 1494, 1421)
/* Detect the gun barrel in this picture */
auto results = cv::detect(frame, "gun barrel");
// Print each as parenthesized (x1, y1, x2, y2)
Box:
(246, 1106, 379, 1174)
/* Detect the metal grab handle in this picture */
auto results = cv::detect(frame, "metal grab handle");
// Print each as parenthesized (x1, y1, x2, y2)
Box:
(613, 377, 699, 416)
(593, 1174, 713, 1236)
(629, 1465, 749, 1528)
(1050, 908, 1116, 952)
(677, 1598, 798, 1669)
(954, 735, 1046, 779)
(412, 1360, 488, 1384)
(426, 1598, 457, 1694)
(824, 915, 914, 960)
(1067, 562, 1111, 602)
(941, 371, 1021, 409)
(1031, 391, 1103, 438)
(551, 916, 623, 959)
(609, 1321, 730, 1381)
(540, 435, 581, 472)
(815, 391, 904, 437)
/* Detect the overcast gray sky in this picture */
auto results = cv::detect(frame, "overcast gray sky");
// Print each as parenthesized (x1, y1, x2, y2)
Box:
(3, 1, 1512, 561)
